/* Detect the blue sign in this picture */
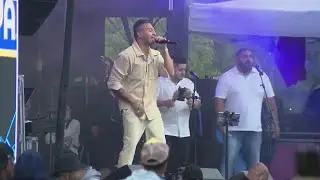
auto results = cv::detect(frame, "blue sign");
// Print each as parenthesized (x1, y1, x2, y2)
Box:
(0, 0, 18, 58)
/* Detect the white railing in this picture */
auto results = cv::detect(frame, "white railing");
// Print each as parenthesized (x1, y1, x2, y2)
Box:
(17, 75, 26, 156)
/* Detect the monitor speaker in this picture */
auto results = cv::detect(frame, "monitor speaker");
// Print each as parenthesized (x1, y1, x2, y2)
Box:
(201, 168, 224, 180)
(19, 0, 58, 36)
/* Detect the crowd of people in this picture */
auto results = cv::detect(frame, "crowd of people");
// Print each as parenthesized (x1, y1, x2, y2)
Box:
(0, 142, 100, 180)
(0, 138, 274, 180)
(0, 139, 206, 180)
(8, 17, 318, 180)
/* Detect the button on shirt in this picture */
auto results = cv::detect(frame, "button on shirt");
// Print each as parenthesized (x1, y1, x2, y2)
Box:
(215, 67, 275, 132)
(157, 77, 200, 137)
(107, 41, 166, 120)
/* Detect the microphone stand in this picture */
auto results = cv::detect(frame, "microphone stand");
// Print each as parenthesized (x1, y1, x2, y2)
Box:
(191, 78, 198, 165)
(217, 111, 239, 179)
(258, 71, 276, 168)
(223, 113, 231, 179)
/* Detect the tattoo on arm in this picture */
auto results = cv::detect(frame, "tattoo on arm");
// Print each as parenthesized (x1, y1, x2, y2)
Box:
(267, 97, 279, 126)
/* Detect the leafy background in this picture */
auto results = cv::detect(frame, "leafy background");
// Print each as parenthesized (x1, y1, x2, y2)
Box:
(104, 17, 320, 113)
(104, 17, 233, 77)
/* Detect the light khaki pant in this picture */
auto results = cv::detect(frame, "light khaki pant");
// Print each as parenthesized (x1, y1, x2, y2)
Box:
(117, 111, 166, 167)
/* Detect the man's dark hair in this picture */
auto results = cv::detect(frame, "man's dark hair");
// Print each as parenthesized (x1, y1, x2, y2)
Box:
(0, 149, 8, 170)
(133, 19, 152, 39)
(172, 56, 187, 65)
(182, 164, 203, 180)
(143, 159, 167, 171)
(0, 143, 13, 158)
(235, 48, 251, 57)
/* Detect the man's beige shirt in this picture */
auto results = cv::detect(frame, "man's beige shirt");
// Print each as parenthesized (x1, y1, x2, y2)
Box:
(107, 41, 165, 120)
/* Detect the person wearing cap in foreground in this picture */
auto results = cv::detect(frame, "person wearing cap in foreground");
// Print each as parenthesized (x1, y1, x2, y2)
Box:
(125, 138, 169, 180)
(53, 152, 101, 180)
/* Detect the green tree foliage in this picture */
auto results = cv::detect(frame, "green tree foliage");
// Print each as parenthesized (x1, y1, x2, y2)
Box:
(188, 34, 215, 77)
(105, 17, 167, 59)
(104, 17, 234, 77)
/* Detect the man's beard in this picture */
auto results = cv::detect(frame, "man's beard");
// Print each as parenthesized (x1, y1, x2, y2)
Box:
(144, 38, 154, 47)
(238, 61, 253, 73)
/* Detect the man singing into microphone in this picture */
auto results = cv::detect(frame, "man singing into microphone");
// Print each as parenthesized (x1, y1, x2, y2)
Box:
(215, 48, 280, 178)
(157, 58, 201, 173)
(107, 19, 174, 167)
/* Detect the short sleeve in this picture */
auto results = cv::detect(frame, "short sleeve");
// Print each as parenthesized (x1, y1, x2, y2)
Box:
(157, 52, 169, 77)
(215, 75, 229, 99)
(107, 54, 130, 90)
(263, 75, 275, 98)
(156, 79, 161, 99)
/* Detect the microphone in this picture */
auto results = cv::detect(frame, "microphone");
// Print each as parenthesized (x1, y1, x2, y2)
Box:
(155, 39, 177, 44)
(254, 65, 264, 75)
(189, 71, 200, 79)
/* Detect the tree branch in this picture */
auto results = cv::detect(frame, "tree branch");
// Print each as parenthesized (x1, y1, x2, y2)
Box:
(121, 17, 133, 45)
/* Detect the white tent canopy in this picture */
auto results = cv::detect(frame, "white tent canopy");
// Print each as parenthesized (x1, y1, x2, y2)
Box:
(189, 0, 320, 37)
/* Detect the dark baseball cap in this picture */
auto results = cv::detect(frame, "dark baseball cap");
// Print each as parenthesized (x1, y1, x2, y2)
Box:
(0, 143, 14, 158)
(0, 148, 9, 169)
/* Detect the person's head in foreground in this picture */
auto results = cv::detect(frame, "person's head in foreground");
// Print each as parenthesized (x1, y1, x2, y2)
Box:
(53, 152, 100, 180)
(125, 138, 169, 180)
(229, 162, 269, 180)
(141, 138, 169, 176)
(0, 143, 14, 180)
(247, 162, 269, 180)
(182, 164, 203, 180)
(14, 150, 49, 180)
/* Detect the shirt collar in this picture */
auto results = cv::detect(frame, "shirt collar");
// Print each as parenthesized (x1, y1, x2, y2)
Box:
(132, 41, 157, 59)
(163, 77, 185, 85)
(232, 66, 257, 75)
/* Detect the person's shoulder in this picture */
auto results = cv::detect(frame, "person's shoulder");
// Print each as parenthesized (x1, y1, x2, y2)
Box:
(262, 72, 271, 80)
(223, 67, 236, 76)
(217, 67, 233, 79)
(158, 76, 170, 85)
(70, 119, 80, 126)
(158, 76, 168, 82)
(117, 46, 135, 60)
(182, 78, 194, 85)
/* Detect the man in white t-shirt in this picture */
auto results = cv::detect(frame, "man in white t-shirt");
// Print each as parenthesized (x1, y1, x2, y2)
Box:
(45, 105, 80, 155)
(157, 59, 201, 173)
(215, 48, 280, 178)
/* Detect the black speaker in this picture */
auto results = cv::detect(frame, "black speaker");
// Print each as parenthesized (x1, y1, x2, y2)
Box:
(19, 0, 58, 36)
(193, 79, 218, 139)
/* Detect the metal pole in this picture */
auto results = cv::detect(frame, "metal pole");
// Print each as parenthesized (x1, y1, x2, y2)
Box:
(225, 120, 229, 179)
(55, 0, 75, 161)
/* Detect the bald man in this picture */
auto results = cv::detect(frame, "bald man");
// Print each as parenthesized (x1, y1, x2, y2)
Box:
(229, 162, 270, 180)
